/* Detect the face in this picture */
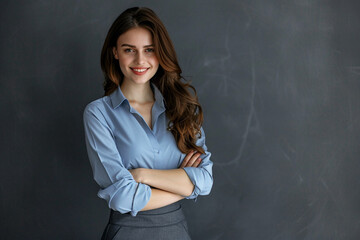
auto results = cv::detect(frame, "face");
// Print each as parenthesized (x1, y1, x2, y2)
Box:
(113, 27, 159, 86)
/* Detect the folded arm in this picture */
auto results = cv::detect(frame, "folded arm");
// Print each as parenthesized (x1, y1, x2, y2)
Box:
(135, 151, 204, 212)
(131, 128, 214, 202)
(130, 150, 201, 197)
(84, 104, 153, 216)
(140, 188, 184, 211)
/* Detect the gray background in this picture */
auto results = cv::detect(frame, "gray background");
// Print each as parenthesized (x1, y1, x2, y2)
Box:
(1, 0, 360, 239)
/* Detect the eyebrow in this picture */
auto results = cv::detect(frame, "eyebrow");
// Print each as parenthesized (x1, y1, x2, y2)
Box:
(121, 44, 154, 48)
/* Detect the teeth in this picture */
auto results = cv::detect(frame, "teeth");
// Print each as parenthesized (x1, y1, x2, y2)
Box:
(132, 68, 147, 72)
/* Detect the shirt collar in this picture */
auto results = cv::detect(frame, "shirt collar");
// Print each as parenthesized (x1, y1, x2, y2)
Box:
(109, 82, 165, 111)
(151, 83, 165, 111)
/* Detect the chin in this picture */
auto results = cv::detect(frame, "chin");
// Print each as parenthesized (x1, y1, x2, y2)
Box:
(134, 76, 156, 84)
(130, 78, 152, 85)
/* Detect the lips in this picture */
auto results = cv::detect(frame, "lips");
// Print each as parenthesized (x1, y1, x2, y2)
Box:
(130, 67, 149, 75)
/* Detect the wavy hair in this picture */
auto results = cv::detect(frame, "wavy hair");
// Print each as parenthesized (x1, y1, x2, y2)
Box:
(101, 7, 204, 154)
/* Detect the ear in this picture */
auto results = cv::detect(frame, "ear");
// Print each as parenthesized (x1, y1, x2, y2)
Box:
(112, 47, 119, 59)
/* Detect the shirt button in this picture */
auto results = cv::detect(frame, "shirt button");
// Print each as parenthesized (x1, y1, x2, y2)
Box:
(154, 149, 160, 153)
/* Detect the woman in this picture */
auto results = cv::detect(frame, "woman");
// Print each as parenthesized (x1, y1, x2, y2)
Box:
(83, 7, 213, 240)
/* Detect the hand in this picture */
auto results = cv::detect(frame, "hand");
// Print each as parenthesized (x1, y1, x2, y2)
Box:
(179, 150, 202, 168)
(129, 168, 145, 183)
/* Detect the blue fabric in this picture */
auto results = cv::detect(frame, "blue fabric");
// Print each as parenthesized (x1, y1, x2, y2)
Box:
(83, 83, 213, 216)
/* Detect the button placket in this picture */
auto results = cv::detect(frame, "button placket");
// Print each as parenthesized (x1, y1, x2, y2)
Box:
(130, 109, 161, 156)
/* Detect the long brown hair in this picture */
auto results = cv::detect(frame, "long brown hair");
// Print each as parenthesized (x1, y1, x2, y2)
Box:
(101, 7, 204, 154)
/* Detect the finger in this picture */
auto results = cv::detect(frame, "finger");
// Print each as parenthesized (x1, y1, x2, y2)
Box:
(180, 151, 195, 168)
(191, 157, 202, 168)
(186, 153, 201, 167)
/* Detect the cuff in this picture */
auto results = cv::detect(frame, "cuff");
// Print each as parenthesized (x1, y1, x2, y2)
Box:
(130, 183, 152, 216)
(182, 167, 199, 202)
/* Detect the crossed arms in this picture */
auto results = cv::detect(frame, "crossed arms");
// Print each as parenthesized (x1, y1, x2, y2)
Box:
(129, 151, 203, 211)
(83, 105, 213, 216)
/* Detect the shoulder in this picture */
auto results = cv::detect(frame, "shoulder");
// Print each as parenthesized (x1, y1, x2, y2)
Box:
(196, 126, 207, 143)
(83, 96, 111, 122)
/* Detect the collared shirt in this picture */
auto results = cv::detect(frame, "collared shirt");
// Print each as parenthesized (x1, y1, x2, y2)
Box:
(83, 83, 213, 216)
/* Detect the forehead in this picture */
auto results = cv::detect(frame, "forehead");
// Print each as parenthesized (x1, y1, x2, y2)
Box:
(117, 27, 153, 46)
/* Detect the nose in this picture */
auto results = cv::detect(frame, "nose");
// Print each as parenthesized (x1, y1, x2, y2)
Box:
(135, 51, 146, 65)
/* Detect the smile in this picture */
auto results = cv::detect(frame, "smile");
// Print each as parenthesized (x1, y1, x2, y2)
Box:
(132, 68, 147, 72)
(130, 67, 149, 75)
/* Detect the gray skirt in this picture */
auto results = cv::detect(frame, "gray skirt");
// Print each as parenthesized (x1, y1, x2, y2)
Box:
(101, 202, 191, 240)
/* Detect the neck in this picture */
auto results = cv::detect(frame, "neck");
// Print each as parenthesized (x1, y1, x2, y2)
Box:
(120, 80, 154, 103)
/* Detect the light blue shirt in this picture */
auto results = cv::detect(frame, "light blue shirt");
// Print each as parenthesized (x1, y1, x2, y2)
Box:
(83, 83, 213, 216)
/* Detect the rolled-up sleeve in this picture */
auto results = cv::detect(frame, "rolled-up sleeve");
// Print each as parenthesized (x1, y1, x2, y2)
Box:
(183, 127, 213, 201)
(83, 104, 151, 216)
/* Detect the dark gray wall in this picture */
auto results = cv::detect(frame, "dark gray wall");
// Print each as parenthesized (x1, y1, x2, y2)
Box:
(1, 0, 360, 239)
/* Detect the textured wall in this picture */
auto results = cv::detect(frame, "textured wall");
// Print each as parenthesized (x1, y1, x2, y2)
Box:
(1, 0, 360, 239)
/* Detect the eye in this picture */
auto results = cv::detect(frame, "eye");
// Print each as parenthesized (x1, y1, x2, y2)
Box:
(124, 48, 135, 53)
(145, 48, 155, 53)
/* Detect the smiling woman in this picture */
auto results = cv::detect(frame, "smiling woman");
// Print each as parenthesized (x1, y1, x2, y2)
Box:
(83, 7, 213, 240)
(112, 27, 159, 86)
